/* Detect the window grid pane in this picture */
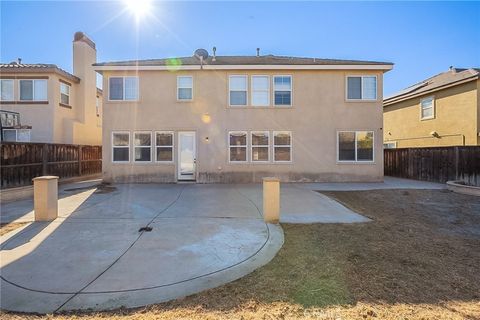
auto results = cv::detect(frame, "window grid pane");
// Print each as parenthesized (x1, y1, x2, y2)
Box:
(251, 132, 269, 162)
(125, 77, 138, 100)
(20, 80, 33, 101)
(274, 132, 292, 162)
(338, 132, 356, 161)
(229, 76, 247, 106)
(274, 76, 292, 106)
(33, 80, 47, 101)
(112, 132, 130, 162)
(109, 77, 124, 100)
(229, 132, 247, 162)
(0, 80, 14, 101)
(357, 131, 374, 161)
(362, 77, 377, 100)
(156, 132, 173, 162)
(347, 77, 362, 100)
(252, 76, 269, 106)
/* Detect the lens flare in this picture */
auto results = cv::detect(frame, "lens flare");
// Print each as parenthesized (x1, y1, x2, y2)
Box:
(124, 0, 152, 21)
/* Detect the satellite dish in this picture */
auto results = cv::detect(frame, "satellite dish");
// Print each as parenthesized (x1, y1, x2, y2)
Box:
(194, 48, 209, 60)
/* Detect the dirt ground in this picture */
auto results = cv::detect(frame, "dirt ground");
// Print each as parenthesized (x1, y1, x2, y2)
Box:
(0, 222, 28, 236)
(1, 189, 479, 320)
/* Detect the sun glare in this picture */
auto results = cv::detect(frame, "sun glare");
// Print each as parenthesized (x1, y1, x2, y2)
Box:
(124, 0, 152, 20)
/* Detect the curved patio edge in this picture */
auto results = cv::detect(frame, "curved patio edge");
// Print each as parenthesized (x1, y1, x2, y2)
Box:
(56, 223, 284, 312)
(446, 181, 480, 196)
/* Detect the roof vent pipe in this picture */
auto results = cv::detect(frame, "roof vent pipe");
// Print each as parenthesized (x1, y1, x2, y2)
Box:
(17, 58, 22, 64)
(212, 47, 216, 61)
(256, 48, 260, 57)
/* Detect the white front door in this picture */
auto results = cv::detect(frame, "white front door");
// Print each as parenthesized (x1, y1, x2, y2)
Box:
(177, 131, 196, 181)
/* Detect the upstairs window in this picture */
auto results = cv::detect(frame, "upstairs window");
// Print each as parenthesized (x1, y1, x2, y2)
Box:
(273, 75, 292, 106)
(251, 75, 270, 106)
(109, 76, 138, 101)
(338, 131, 374, 162)
(177, 76, 193, 100)
(19, 79, 47, 101)
(229, 131, 247, 162)
(156, 132, 174, 162)
(251, 131, 270, 162)
(112, 132, 130, 163)
(420, 96, 434, 120)
(0, 79, 14, 101)
(134, 132, 152, 162)
(229, 75, 247, 106)
(347, 76, 377, 100)
(60, 82, 70, 105)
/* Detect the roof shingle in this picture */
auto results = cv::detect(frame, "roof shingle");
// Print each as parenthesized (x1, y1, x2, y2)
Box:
(0, 62, 80, 83)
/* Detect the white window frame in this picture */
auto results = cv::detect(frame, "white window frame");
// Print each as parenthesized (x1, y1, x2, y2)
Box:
(273, 131, 293, 163)
(228, 75, 248, 107)
(345, 75, 378, 101)
(0, 79, 14, 101)
(177, 76, 193, 101)
(2, 129, 18, 141)
(337, 130, 375, 163)
(251, 75, 270, 107)
(60, 82, 71, 106)
(250, 131, 270, 163)
(108, 76, 139, 101)
(155, 131, 174, 163)
(273, 75, 293, 107)
(19, 79, 48, 101)
(383, 141, 397, 149)
(133, 131, 152, 163)
(228, 131, 248, 163)
(112, 131, 130, 163)
(420, 96, 435, 120)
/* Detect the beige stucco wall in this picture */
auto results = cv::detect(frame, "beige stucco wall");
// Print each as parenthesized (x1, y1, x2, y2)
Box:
(384, 80, 479, 147)
(102, 69, 385, 183)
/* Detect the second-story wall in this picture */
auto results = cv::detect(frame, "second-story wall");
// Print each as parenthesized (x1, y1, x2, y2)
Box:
(384, 80, 479, 147)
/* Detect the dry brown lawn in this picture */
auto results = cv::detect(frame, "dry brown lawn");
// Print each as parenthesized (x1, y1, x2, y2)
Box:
(1, 189, 479, 319)
(0, 222, 28, 237)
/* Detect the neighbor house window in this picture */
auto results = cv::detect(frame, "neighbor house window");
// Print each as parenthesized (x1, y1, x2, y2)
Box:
(383, 142, 397, 149)
(60, 82, 70, 105)
(420, 96, 434, 120)
(229, 75, 247, 106)
(134, 132, 152, 162)
(229, 131, 247, 162)
(112, 132, 130, 163)
(251, 131, 269, 162)
(346, 76, 377, 100)
(177, 76, 193, 100)
(109, 76, 138, 101)
(251, 75, 270, 106)
(273, 75, 292, 106)
(156, 131, 174, 162)
(274, 131, 292, 162)
(2, 129, 31, 142)
(19, 79, 47, 101)
(338, 131, 374, 162)
(0, 79, 14, 101)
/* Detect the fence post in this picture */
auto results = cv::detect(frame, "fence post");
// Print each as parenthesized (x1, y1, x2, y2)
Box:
(454, 146, 459, 180)
(42, 144, 48, 175)
(78, 145, 83, 176)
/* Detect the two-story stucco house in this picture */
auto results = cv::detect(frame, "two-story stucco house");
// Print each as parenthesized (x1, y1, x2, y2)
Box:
(0, 32, 102, 145)
(95, 51, 393, 183)
(384, 67, 479, 148)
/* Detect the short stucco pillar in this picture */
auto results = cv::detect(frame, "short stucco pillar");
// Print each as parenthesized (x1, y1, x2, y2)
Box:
(263, 177, 280, 224)
(32, 176, 59, 221)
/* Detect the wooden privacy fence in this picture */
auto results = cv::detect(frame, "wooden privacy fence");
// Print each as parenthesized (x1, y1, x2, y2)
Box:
(1, 142, 102, 189)
(384, 146, 480, 186)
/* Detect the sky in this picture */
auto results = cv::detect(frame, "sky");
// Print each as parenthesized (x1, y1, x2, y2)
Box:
(1, 1, 479, 96)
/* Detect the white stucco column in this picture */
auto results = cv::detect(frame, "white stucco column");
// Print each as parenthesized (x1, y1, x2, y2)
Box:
(32, 176, 59, 221)
(263, 177, 280, 224)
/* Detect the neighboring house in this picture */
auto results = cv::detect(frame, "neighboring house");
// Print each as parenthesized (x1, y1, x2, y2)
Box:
(383, 67, 480, 148)
(94, 51, 393, 183)
(0, 32, 102, 145)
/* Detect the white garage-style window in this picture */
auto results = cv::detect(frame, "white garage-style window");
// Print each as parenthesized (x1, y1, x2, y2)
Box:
(134, 132, 152, 162)
(273, 75, 292, 106)
(346, 76, 377, 100)
(0, 79, 14, 101)
(155, 131, 174, 162)
(251, 131, 270, 162)
(177, 76, 193, 101)
(60, 82, 71, 106)
(251, 75, 270, 106)
(229, 75, 247, 106)
(112, 132, 130, 163)
(273, 131, 292, 162)
(338, 131, 374, 162)
(19, 79, 47, 101)
(229, 131, 247, 162)
(109, 76, 139, 101)
(420, 96, 435, 120)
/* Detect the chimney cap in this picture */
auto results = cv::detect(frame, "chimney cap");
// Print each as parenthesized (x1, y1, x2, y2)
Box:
(256, 48, 260, 57)
(73, 31, 96, 50)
